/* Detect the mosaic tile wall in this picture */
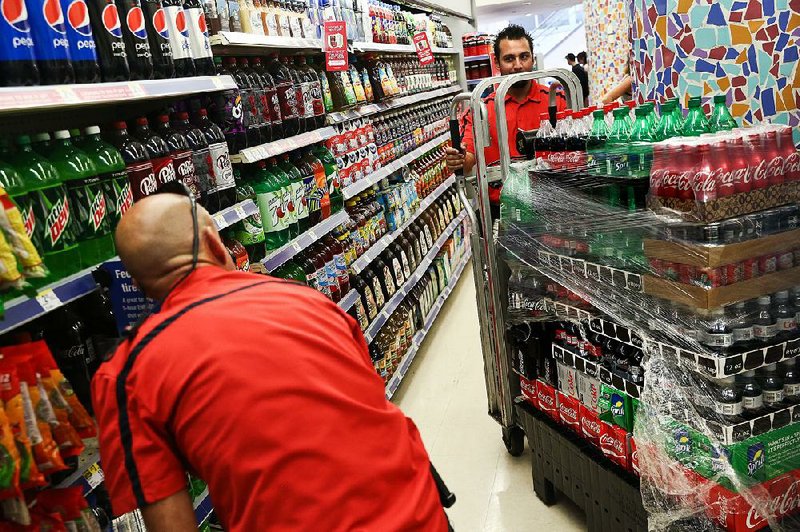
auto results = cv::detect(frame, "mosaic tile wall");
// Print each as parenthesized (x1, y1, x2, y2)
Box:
(584, 0, 632, 104)
(630, 0, 800, 140)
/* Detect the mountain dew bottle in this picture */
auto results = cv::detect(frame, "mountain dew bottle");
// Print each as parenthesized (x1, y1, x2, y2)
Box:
(75, 126, 131, 229)
(0, 140, 38, 250)
(499, 164, 536, 229)
(48, 131, 114, 266)
(9, 135, 81, 281)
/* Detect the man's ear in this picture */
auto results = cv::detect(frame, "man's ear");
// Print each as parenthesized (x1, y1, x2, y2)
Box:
(203, 226, 235, 270)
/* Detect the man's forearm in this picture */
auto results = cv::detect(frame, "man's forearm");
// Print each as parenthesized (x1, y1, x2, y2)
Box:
(141, 490, 198, 532)
(463, 152, 476, 175)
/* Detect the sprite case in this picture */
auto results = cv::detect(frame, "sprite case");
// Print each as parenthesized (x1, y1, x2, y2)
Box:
(48, 131, 115, 266)
(9, 136, 81, 282)
(666, 419, 800, 487)
(598, 383, 634, 431)
(74, 126, 132, 229)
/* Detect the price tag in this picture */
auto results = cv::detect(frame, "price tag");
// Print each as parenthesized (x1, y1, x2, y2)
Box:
(211, 76, 229, 90)
(234, 204, 247, 219)
(128, 83, 147, 98)
(213, 213, 226, 228)
(83, 462, 104, 490)
(36, 289, 62, 312)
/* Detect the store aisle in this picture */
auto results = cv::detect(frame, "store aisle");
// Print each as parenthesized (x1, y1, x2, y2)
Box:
(395, 260, 586, 532)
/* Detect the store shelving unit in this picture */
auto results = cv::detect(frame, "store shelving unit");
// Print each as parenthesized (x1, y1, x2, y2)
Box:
(261, 210, 350, 272)
(351, 41, 457, 54)
(230, 127, 338, 164)
(326, 86, 461, 125)
(385, 247, 471, 399)
(209, 32, 323, 50)
(343, 132, 450, 199)
(351, 175, 455, 274)
(212, 199, 259, 230)
(338, 289, 361, 312)
(364, 209, 467, 344)
(0, 76, 237, 115)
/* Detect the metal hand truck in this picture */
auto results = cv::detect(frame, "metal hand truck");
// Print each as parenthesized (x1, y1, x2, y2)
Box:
(449, 70, 583, 455)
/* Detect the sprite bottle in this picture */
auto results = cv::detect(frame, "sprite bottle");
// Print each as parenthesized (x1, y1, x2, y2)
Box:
(709, 95, 738, 132)
(75, 126, 132, 229)
(606, 108, 632, 177)
(683, 96, 710, 136)
(9, 135, 81, 281)
(253, 160, 289, 251)
(628, 108, 656, 178)
(48, 131, 115, 266)
(586, 109, 608, 176)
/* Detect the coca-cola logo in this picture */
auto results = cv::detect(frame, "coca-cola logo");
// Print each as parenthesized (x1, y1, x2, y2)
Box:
(767, 156, 785, 178)
(139, 171, 157, 196)
(583, 417, 601, 434)
(520, 380, 536, 396)
(692, 171, 716, 193)
(745, 478, 800, 529)
(537, 390, 554, 408)
(559, 403, 577, 420)
(784, 152, 800, 175)
(711, 167, 735, 191)
(676, 171, 693, 192)
(753, 159, 770, 182)
(600, 433, 624, 455)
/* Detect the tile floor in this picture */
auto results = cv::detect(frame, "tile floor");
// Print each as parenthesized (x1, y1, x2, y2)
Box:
(395, 261, 586, 532)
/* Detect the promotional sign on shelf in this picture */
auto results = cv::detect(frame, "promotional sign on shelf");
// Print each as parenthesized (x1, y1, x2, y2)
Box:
(413, 32, 435, 65)
(102, 260, 156, 334)
(324, 22, 349, 71)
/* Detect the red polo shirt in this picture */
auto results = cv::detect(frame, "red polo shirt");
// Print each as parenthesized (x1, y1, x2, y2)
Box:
(461, 80, 567, 202)
(92, 266, 448, 531)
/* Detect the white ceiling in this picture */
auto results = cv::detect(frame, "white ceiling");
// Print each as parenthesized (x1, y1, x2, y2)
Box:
(475, 0, 582, 32)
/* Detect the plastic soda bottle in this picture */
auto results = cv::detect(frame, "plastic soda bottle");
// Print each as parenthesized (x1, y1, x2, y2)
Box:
(709, 95, 738, 132)
(606, 108, 632, 177)
(74, 126, 131, 229)
(312, 145, 342, 214)
(253, 160, 289, 250)
(683, 96, 711, 136)
(628, 108, 656, 178)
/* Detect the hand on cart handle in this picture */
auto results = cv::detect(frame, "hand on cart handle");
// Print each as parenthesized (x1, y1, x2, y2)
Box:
(445, 146, 466, 173)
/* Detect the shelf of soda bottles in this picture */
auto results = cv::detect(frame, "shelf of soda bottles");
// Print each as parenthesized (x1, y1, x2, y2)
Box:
(193, 488, 214, 525)
(385, 247, 471, 399)
(364, 209, 467, 343)
(261, 210, 350, 272)
(229, 127, 338, 164)
(209, 31, 323, 51)
(351, 175, 455, 274)
(338, 289, 362, 312)
(350, 41, 458, 54)
(463, 54, 491, 62)
(552, 343, 642, 400)
(0, 76, 237, 115)
(326, 85, 461, 125)
(343, 131, 450, 199)
(211, 199, 260, 230)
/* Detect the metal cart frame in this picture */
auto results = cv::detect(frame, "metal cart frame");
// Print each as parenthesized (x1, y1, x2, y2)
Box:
(450, 70, 583, 455)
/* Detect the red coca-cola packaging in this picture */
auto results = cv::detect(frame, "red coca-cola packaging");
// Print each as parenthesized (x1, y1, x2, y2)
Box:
(748, 131, 772, 190)
(535, 379, 559, 421)
(520, 375, 538, 408)
(600, 420, 629, 470)
(629, 434, 639, 476)
(557, 391, 580, 433)
(729, 135, 753, 195)
(692, 142, 716, 203)
(579, 403, 602, 446)
(762, 129, 786, 187)
(778, 125, 800, 182)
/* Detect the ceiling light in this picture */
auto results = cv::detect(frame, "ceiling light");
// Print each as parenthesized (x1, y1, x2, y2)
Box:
(525, 12, 532, 15)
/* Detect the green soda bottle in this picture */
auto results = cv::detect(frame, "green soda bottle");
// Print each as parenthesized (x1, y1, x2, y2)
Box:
(253, 160, 289, 250)
(9, 135, 81, 281)
(0, 140, 38, 251)
(670, 97, 683, 123)
(31, 132, 52, 157)
(266, 157, 297, 239)
(683, 96, 710, 136)
(74, 126, 131, 230)
(586, 109, 608, 176)
(48, 130, 115, 266)
(656, 101, 678, 140)
(606, 108, 632, 177)
(273, 259, 307, 283)
(499, 165, 535, 229)
(709, 95, 738, 132)
(312, 145, 343, 214)
(628, 108, 656, 178)
(278, 154, 308, 233)
(231, 168, 266, 263)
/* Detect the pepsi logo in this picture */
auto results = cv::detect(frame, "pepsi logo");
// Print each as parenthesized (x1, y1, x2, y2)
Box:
(1, 0, 30, 33)
(102, 3, 122, 37)
(175, 9, 189, 37)
(126, 5, 147, 39)
(66, 0, 91, 35)
(152, 8, 169, 38)
(42, 0, 66, 33)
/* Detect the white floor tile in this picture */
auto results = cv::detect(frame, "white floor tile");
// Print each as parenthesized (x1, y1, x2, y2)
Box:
(396, 261, 588, 532)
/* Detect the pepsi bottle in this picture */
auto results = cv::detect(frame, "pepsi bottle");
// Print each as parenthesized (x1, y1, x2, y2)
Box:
(182, 0, 213, 75)
(0, 0, 40, 86)
(86, 0, 130, 81)
(141, 0, 174, 78)
(25, 0, 75, 83)
(60, 0, 101, 82)
(116, 0, 153, 79)
(161, 0, 194, 77)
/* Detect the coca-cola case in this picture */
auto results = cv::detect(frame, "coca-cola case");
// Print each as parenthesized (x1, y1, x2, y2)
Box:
(557, 391, 580, 433)
(628, 434, 639, 476)
(520, 375, 538, 408)
(579, 403, 602, 446)
(556, 361, 579, 399)
(535, 379, 559, 421)
(577, 371, 601, 413)
(599, 420, 629, 470)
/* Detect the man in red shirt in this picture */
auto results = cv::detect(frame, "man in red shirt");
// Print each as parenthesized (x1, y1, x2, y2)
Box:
(92, 191, 450, 531)
(446, 24, 566, 205)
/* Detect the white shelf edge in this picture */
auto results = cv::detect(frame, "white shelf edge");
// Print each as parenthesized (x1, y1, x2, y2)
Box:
(326, 85, 461, 125)
(230, 126, 337, 164)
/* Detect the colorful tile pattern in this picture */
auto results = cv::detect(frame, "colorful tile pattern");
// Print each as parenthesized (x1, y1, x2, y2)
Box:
(630, 0, 800, 142)
(584, 0, 631, 104)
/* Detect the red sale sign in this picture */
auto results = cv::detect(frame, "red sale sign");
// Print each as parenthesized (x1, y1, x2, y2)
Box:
(324, 21, 348, 72)
(412, 32, 435, 65)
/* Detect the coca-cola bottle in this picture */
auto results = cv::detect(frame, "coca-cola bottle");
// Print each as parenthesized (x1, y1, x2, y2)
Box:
(778, 125, 800, 182)
(172, 111, 218, 210)
(109, 121, 157, 202)
(132, 117, 177, 190)
(153, 114, 201, 200)
(691, 141, 715, 203)
(253, 57, 283, 140)
(548, 111, 568, 169)
(268, 54, 300, 137)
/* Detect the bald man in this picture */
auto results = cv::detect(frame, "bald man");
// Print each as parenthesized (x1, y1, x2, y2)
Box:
(92, 193, 450, 532)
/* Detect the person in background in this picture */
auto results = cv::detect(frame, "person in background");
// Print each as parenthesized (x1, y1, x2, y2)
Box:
(577, 51, 588, 72)
(91, 190, 452, 531)
(445, 24, 566, 213)
(566, 53, 590, 106)
(601, 63, 633, 103)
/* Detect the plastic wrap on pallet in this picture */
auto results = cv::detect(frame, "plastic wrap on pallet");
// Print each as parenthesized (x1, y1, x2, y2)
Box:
(498, 119, 800, 532)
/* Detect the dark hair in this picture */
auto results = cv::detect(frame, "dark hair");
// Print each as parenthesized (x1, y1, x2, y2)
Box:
(565, 53, 576, 61)
(493, 25, 533, 60)
(577, 51, 587, 62)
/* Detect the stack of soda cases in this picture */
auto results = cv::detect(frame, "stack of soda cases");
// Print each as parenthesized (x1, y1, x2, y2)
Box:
(0, 0, 218, 86)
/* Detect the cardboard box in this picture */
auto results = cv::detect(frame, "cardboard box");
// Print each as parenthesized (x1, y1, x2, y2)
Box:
(598, 383, 634, 431)
(578, 371, 601, 412)
(535, 379, 559, 422)
(600, 420, 629, 470)
(629, 435, 639, 476)
(556, 361, 579, 399)
(520, 375, 538, 408)
(557, 391, 581, 433)
(579, 403, 602, 446)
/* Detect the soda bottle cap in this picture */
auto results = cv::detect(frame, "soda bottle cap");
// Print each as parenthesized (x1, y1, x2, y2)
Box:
(556, 111, 566, 119)
(592, 109, 604, 118)
(688, 96, 702, 107)
(158, 114, 170, 124)
(198, 109, 208, 117)
(113, 121, 127, 130)
(85, 125, 102, 135)
(178, 112, 190, 120)
(635, 107, 647, 116)
(239, 57, 250, 65)
(136, 117, 149, 126)
(775, 290, 789, 300)
(758, 295, 771, 305)
(713, 94, 727, 104)
(32, 132, 50, 142)
(626, 100, 637, 109)
(540, 112, 549, 119)
(53, 130, 70, 140)
(16, 135, 31, 145)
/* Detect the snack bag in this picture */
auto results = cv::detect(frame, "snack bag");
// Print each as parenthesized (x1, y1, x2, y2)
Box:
(0, 226, 22, 291)
(0, 402, 21, 501)
(37, 487, 102, 532)
(30, 342, 95, 439)
(0, 188, 45, 279)
(4, 352, 66, 475)
(0, 359, 44, 489)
